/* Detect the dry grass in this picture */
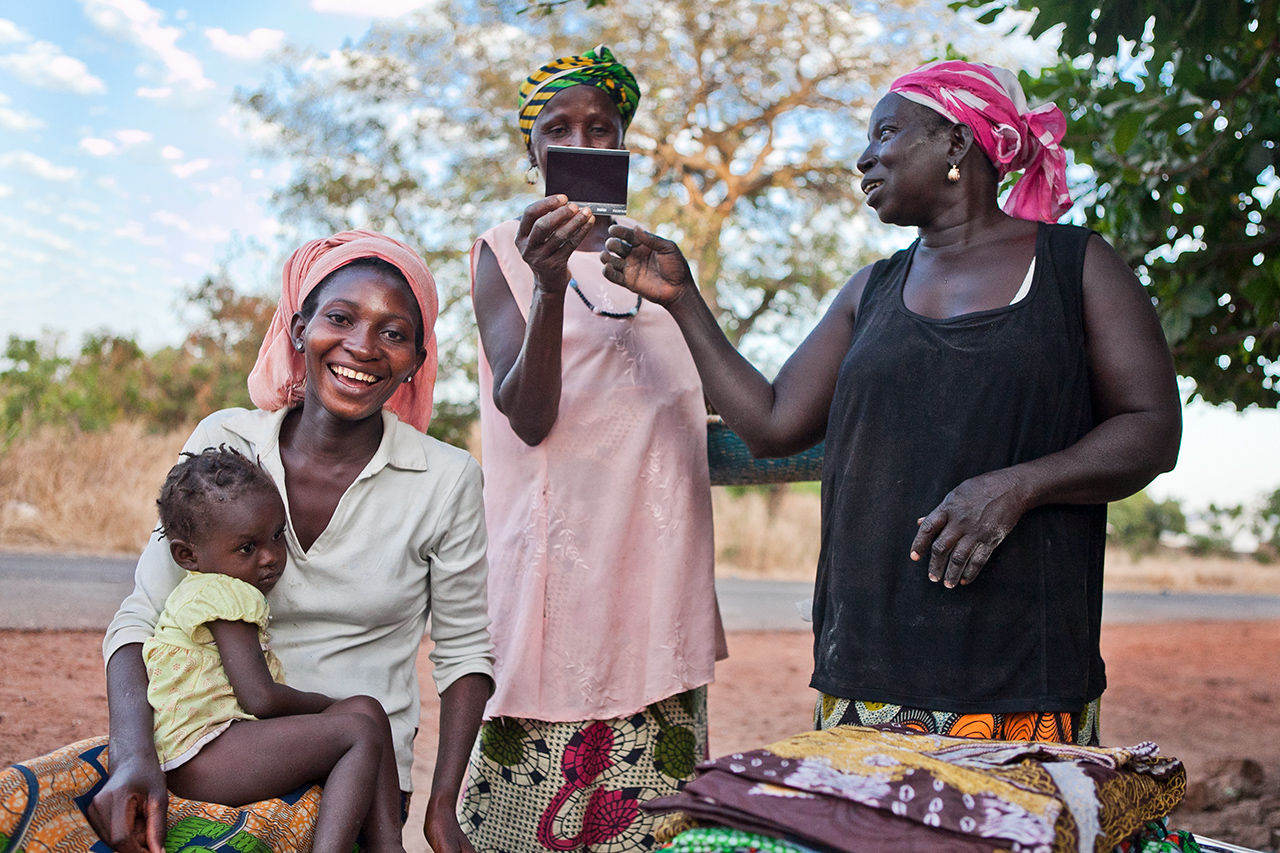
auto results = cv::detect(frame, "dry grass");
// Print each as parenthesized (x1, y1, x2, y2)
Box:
(712, 485, 821, 581)
(1105, 546, 1280, 594)
(711, 485, 1280, 594)
(0, 423, 187, 555)
(3, 426, 1278, 598)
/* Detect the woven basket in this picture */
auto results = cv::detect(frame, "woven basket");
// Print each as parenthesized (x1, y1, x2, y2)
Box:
(706, 416, 824, 486)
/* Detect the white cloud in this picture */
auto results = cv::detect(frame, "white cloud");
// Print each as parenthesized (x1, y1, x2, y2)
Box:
(192, 175, 242, 198)
(171, 158, 212, 178)
(97, 175, 128, 197)
(0, 184, 13, 197)
(57, 213, 97, 232)
(81, 137, 119, 156)
(79, 0, 214, 91)
(0, 214, 80, 254)
(136, 85, 172, 98)
(0, 151, 77, 181)
(115, 128, 153, 145)
(181, 251, 207, 265)
(161, 144, 182, 159)
(79, 128, 153, 156)
(151, 209, 189, 229)
(0, 94, 43, 130)
(204, 27, 285, 61)
(151, 210, 230, 243)
(0, 41, 108, 95)
(311, 0, 435, 16)
(0, 19, 29, 44)
(114, 220, 164, 246)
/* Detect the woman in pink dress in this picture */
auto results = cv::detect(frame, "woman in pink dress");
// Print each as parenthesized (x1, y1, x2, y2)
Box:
(461, 45, 726, 853)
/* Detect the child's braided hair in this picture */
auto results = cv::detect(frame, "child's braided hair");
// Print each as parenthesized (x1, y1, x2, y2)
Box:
(156, 445, 278, 543)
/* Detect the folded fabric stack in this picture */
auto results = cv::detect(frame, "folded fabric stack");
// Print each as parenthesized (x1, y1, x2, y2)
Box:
(645, 724, 1197, 853)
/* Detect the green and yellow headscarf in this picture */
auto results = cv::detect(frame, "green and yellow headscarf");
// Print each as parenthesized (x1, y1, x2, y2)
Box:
(518, 44, 640, 148)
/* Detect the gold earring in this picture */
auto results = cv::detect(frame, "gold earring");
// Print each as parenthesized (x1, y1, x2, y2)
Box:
(947, 163, 960, 183)
(526, 164, 540, 185)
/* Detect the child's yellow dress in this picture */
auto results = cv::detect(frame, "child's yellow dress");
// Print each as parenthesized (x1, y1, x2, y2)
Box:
(143, 571, 286, 770)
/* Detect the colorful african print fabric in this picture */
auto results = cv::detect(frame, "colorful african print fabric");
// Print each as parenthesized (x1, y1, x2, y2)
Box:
(815, 693, 1101, 746)
(0, 736, 325, 853)
(518, 45, 640, 147)
(644, 724, 1187, 853)
(459, 688, 707, 853)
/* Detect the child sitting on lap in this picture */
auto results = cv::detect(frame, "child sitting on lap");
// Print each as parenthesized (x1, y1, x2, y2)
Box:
(142, 445, 406, 853)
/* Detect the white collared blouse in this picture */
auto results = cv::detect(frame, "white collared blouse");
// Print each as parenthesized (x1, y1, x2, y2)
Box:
(104, 406, 495, 790)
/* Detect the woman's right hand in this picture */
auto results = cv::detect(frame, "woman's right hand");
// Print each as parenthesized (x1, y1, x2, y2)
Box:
(515, 195, 595, 294)
(87, 755, 168, 853)
(601, 225, 696, 307)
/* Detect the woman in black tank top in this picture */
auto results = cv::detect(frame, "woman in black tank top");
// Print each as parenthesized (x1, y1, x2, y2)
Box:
(599, 61, 1181, 744)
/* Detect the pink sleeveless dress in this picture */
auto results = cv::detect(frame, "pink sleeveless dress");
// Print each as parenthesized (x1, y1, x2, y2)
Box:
(472, 218, 724, 724)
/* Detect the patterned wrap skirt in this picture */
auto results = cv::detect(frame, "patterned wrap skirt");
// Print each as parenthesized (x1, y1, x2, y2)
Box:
(460, 687, 707, 853)
(815, 693, 1102, 745)
(0, 736, 327, 853)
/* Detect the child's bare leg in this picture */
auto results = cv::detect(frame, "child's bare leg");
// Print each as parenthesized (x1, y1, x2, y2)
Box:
(165, 711, 386, 853)
(325, 696, 406, 853)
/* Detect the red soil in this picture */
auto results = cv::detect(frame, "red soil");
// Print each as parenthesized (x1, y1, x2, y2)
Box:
(4, 624, 1279, 850)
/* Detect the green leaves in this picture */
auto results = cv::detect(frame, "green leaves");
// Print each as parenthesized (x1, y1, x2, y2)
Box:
(964, 0, 1280, 407)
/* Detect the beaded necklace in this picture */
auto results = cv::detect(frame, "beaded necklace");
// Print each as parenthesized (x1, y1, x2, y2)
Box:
(569, 277, 641, 319)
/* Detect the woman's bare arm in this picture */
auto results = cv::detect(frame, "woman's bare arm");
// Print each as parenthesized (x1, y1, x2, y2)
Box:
(602, 224, 867, 456)
(474, 196, 594, 446)
(423, 672, 492, 853)
(88, 645, 168, 853)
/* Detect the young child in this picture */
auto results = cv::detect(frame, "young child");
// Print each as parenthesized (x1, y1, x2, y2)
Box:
(142, 445, 406, 853)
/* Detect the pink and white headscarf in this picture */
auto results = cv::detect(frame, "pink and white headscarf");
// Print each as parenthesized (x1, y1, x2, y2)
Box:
(247, 230, 439, 433)
(889, 60, 1072, 223)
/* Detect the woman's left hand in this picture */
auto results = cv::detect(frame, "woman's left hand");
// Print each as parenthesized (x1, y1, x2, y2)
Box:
(910, 470, 1029, 588)
(424, 804, 476, 853)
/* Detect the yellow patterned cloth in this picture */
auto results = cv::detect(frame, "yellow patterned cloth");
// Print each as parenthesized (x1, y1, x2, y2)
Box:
(517, 45, 640, 147)
(144, 572, 286, 769)
(645, 725, 1187, 853)
(0, 737, 322, 853)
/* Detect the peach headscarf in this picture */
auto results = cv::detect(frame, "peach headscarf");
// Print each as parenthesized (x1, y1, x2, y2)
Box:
(247, 230, 439, 433)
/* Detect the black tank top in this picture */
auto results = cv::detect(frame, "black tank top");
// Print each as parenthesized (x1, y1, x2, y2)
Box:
(811, 223, 1106, 713)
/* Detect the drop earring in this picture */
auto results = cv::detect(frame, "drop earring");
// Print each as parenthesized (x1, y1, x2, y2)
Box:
(947, 163, 960, 183)
(526, 164, 540, 185)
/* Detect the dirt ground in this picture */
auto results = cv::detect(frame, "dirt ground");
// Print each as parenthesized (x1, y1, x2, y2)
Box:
(3, 624, 1279, 851)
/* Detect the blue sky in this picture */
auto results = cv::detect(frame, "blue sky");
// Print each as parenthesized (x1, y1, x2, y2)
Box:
(1, 0, 408, 350)
(1, 0, 1277, 515)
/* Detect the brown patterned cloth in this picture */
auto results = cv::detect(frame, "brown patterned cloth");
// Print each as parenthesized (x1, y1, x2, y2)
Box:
(645, 724, 1186, 853)
(1, 736, 324, 853)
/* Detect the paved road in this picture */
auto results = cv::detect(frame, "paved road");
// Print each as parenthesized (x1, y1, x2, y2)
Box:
(4, 552, 1280, 632)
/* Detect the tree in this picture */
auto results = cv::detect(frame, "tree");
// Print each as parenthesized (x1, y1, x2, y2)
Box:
(0, 277, 276, 439)
(238, 0, 1018, 418)
(1106, 489, 1186, 554)
(964, 0, 1280, 408)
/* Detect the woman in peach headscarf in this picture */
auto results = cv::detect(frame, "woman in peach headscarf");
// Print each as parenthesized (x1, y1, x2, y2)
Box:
(604, 61, 1182, 744)
(89, 231, 495, 853)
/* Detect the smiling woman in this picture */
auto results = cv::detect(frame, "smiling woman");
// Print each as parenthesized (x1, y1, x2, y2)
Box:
(58, 230, 498, 853)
